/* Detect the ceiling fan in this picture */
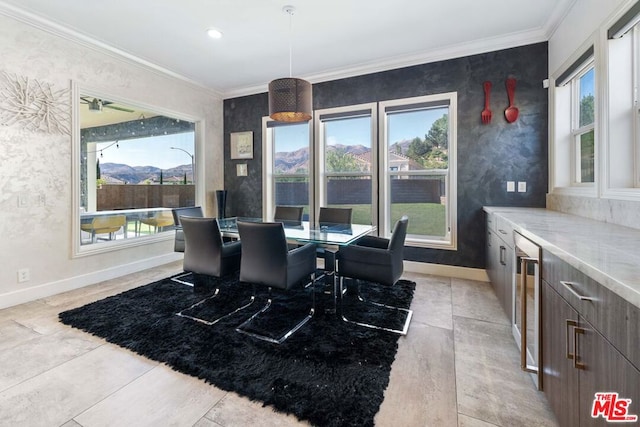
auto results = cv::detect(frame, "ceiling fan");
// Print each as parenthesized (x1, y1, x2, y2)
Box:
(80, 97, 135, 113)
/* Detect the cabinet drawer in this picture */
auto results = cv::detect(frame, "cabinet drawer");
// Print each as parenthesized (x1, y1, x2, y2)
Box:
(495, 216, 514, 248)
(542, 250, 640, 370)
(486, 212, 496, 233)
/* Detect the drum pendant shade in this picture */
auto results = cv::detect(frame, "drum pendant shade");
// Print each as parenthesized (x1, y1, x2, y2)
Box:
(268, 77, 312, 122)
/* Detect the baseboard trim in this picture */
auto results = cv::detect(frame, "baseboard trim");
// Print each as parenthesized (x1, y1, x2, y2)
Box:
(404, 261, 489, 282)
(0, 253, 182, 310)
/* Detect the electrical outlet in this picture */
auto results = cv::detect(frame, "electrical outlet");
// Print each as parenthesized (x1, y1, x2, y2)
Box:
(518, 181, 527, 192)
(17, 268, 30, 283)
(506, 181, 515, 192)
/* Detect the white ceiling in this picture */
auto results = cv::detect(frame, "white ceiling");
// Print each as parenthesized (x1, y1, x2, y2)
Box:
(0, 0, 574, 98)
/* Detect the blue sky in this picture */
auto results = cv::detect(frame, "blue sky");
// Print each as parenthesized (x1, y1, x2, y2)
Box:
(274, 108, 447, 152)
(580, 68, 595, 97)
(95, 106, 449, 167)
(96, 132, 195, 169)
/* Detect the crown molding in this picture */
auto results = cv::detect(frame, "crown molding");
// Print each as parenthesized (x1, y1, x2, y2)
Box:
(222, 27, 549, 99)
(0, 1, 223, 99)
(1, 0, 573, 101)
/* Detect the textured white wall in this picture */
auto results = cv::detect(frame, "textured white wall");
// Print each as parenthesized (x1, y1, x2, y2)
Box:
(0, 14, 223, 307)
(548, 0, 628, 74)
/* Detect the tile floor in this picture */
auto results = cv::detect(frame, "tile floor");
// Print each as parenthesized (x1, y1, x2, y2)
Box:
(0, 262, 558, 426)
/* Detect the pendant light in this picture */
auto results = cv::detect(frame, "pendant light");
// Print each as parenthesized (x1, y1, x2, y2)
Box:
(268, 5, 312, 122)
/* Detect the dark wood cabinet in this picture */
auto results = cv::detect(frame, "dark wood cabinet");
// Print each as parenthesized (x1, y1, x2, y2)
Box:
(486, 215, 513, 322)
(542, 279, 580, 426)
(541, 258, 640, 426)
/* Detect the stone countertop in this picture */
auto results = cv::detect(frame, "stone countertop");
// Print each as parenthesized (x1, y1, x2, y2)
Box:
(484, 207, 640, 309)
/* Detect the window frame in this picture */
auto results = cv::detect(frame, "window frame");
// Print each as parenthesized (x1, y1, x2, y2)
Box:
(314, 103, 378, 227)
(379, 93, 458, 250)
(262, 117, 313, 221)
(71, 83, 204, 257)
(570, 61, 596, 186)
(550, 40, 599, 197)
(262, 94, 457, 250)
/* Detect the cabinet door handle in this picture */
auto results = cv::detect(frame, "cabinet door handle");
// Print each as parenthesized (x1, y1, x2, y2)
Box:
(561, 281, 594, 301)
(499, 246, 506, 265)
(520, 256, 539, 376)
(573, 325, 586, 370)
(566, 319, 577, 360)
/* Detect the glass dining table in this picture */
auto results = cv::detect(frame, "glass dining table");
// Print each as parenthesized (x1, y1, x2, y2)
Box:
(217, 217, 376, 246)
(217, 217, 377, 312)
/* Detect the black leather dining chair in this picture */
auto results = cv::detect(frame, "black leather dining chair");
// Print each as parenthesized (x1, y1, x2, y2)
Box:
(317, 207, 353, 289)
(174, 216, 253, 325)
(274, 205, 304, 226)
(318, 207, 352, 227)
(236, 221, 317, 344)
(171, 206, 203, 252)
(337, 215, 413, 335)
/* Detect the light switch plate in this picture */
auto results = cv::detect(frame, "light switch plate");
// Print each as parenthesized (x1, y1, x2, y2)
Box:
(506, 181, 515, 192)
(518, 181, 527, 192)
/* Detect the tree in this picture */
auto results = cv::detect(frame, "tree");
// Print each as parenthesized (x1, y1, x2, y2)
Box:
(96, 159, 101, 179)
(426, 114, 448, 149)
(405, 137, 430, 161)
(183, 172, 187, 184)
(325, 147, 361, 172)
(159, 170, 163, 185)
(580, 94, 594, 126)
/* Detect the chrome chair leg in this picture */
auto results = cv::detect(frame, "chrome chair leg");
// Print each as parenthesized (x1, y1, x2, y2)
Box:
(175, 284, 256, 326)
(339, 276, 413, 335)
(171, 272, 195, 287)
(236, 274, 316, 344)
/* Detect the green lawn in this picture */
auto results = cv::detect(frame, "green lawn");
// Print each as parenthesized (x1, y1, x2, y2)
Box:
(326, 203, 446, 236)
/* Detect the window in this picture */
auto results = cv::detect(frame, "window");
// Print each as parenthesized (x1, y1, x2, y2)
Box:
(262, 94, 457, 250)
(263, 119, 312, 221)
(73, 86, 200, 256)
(572, 65, 595, 184)
(551, 45, 596, 193)
(380, 93, 457, 249)
(315, 105, 377, 226)
(601, 8, 640, 196)
(551, 2, 640, 200)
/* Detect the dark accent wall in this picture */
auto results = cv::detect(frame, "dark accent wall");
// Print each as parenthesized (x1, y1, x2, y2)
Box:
(223, 42, 548, 269)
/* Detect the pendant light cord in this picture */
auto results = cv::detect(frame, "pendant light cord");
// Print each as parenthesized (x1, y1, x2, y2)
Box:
(288, 8, 293, 78)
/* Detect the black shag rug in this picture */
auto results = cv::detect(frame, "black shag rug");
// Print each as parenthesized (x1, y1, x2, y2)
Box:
(59, 272, 415, 427)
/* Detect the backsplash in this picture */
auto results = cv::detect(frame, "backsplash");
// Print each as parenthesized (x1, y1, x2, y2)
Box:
(547, 193, 640, 230)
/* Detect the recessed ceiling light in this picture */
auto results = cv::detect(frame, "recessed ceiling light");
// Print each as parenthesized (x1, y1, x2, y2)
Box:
(207, 28, 223, 39)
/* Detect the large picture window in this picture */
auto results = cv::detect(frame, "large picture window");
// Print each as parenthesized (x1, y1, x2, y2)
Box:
(73, 85, 200, 256)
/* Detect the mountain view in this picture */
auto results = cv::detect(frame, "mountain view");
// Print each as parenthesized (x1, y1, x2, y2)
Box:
(275, 141, 414, 174)
(99, 163, 193, 184)
(99, 113, 448, 181)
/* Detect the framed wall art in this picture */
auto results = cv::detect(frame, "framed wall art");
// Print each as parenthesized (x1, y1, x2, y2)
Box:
(230, 131, 253, 159)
